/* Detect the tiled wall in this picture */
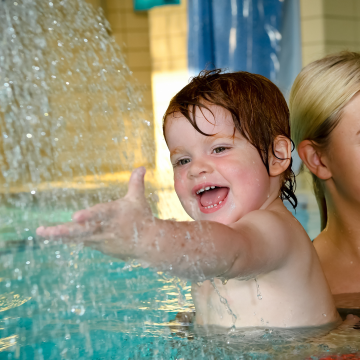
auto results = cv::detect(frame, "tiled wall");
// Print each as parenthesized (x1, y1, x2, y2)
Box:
(148, 0, 189, 180)
(103, 0, 153, 113)
(149, 2, 188, 73)
(300, 0, 360, 66)
(148, 0, 192, 220)
(85, 0, 190, 220)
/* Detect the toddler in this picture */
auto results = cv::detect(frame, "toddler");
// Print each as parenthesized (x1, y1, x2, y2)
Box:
(37, 70, 340, 328)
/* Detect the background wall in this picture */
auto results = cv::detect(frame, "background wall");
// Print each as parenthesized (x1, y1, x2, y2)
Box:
(301, 0, 360, 66)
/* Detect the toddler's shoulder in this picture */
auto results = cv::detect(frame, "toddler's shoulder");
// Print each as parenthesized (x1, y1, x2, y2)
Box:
(232, 205, 308, 244)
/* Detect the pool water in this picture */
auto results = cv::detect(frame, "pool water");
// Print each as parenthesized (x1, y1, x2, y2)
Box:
(1, 203, 360, 359)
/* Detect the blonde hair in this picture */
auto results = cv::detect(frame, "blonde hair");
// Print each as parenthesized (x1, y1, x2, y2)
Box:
(289, 51, 360, 230)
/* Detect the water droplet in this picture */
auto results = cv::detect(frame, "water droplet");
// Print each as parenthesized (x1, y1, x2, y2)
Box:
(27, 236, 33, 240)
(211, 279, 238, 326)
(26, 134, 32, 138)
(26, 261, 30, 265)
(255, 278, 262, 300)
(71, 305, 85, 316)
(31, 190, 36, 194)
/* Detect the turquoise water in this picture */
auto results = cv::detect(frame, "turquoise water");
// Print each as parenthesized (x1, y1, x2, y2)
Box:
(1, 203, 360, 359)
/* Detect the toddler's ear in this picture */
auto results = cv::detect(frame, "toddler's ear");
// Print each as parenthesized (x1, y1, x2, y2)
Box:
(297, 140, 332, 180)
(269, 136, 291, 177)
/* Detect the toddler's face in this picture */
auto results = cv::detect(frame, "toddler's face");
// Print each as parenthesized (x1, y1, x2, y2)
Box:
(164, 104, 271, 225)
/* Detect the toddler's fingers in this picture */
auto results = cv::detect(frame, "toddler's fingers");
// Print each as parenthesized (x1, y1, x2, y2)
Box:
(125, 167, 146, 200)
(73, 202, 115, 223)
(36, 222, 99, 240)
(36, 224, 70, 238)
(36, 226, 46, 237)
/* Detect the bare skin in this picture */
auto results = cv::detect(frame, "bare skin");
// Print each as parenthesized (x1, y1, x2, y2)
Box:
(298, 92, 360, 298)
(37, 105, 340, 328)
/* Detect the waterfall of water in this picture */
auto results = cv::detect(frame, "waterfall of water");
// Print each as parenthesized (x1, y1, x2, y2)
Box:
(0, 0, 155, 239)
(0, 2, 163, 357)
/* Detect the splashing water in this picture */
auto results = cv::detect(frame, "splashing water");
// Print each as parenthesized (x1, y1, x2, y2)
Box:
(210, 279, 238, 330)
(0, 0, 154, 235)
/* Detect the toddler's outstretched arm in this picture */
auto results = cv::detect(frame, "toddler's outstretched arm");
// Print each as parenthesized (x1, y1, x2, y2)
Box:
(37, 168, 293, 281)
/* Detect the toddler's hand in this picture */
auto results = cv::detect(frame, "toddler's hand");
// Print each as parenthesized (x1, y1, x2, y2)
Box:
(36, 167, 153, 259)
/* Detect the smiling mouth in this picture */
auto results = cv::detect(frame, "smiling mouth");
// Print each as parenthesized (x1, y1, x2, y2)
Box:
(196, 186, 229, 211)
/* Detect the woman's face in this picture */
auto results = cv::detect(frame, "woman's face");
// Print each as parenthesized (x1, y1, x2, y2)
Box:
(325, 92, 360, 205)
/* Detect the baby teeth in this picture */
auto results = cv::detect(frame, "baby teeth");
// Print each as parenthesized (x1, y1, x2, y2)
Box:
(204, 201, 223, 209)
(196, 186, 217, 194)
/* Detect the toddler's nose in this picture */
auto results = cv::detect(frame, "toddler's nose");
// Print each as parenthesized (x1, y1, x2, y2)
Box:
(187, 159, 213, 178)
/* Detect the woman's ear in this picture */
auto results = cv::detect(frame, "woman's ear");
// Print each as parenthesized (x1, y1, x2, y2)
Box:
(297, 140, 332, 180)
(269, 136, 291, 177)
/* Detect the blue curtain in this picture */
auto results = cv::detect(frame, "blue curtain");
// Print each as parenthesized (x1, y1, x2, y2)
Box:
(188, 0, 301, 94)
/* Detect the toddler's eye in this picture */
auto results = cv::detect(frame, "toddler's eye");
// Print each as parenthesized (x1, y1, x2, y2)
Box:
(213, 147, 227, 154)
(177, 158, 191, 166)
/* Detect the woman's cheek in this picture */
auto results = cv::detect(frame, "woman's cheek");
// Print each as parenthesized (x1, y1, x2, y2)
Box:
(334, 149, 360, 201)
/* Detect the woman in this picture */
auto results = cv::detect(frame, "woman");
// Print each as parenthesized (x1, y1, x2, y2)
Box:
(289, 52, 360, 308)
